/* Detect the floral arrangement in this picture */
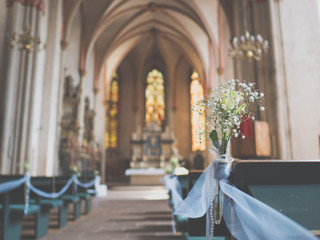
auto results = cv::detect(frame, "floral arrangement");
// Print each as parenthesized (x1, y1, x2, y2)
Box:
(192, 79, 265, 156)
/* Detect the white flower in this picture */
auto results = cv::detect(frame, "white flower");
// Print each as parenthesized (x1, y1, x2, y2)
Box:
(191, 79, 265, 152)
(252, 116, 255, 120)
(242, 135, 245, 139)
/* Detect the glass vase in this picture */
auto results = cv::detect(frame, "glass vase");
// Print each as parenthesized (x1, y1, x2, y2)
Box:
(213, 157, 232, 225)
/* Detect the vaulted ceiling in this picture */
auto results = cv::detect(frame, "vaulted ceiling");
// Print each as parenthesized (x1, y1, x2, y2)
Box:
(62, 0, 232, 90)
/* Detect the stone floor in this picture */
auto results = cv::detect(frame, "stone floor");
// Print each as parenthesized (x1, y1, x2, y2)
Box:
(21, 185, 183, 240)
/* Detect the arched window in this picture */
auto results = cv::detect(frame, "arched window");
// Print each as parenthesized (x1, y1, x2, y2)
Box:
(145, 69, 165, 126)
(190, 72, 205, 151)
(105, 73, 119, 149)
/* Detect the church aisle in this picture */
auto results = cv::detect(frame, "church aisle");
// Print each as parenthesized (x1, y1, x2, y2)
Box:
(32, 185, 183, 240)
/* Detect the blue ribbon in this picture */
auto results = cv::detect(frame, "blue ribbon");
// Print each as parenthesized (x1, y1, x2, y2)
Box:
(163, 174, 184, 233)
(0, 173, 100, 216)
(0, 175, 27, 194)
(29, 175, 75, 199)
(74, 175, 97, 189)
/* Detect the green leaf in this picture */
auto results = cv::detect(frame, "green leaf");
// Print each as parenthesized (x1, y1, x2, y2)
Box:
(236, 103, 246, 114)
(209, 130, 220, 149)
(220, 137, 228, 156)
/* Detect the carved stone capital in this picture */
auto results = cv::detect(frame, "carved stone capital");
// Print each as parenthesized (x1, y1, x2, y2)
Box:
(60, 40, 68, 50)
(79, 68, 86, 77)
(93, 88, 99, 95)
(6, 32, 17, 48)
(217, 67, 224, 75)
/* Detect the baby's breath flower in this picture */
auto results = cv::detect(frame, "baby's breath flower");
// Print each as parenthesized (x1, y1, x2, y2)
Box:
(191, 79, 265, 154)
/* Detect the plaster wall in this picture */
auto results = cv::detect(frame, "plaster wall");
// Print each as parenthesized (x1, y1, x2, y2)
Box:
(93, 85, 106, 181)
(81, 50, 95, 110)
(195, 0, 219, 41)
(118, 58, 135, 159)
(218, 8, 234, 85)
(171, 11, 210, 72)
(173, 58, 192, 159)
(270, 0, 320, 159)
(93, 85, 105, 153)
(64, 10, 81, 85)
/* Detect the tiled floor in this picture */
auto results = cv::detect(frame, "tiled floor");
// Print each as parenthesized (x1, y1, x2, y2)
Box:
(22, 185, 183, 240)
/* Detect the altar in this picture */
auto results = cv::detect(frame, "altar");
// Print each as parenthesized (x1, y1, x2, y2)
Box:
(127, 122, 176, 185)
(125, 168, 165, 185)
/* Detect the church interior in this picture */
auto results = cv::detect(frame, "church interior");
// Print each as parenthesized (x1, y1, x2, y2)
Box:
(1, 0, 320, 239)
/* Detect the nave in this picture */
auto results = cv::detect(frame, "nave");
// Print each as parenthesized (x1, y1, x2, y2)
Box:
(26, 185, 182, 240)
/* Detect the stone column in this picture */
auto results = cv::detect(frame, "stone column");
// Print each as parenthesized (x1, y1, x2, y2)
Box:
(0, 1, 46, 174)
(37, 0, 63, 176)
(77, 70, 86, 147)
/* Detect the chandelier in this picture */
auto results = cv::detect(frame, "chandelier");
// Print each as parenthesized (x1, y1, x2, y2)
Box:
(229, 30, 269, 61)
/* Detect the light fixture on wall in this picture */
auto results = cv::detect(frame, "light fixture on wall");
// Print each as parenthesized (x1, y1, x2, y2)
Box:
(6, 26, 43, 52)
(229, 31, 269, 61)
(229, 0, 269, 62)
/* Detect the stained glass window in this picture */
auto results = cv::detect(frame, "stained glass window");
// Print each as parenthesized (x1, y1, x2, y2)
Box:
(145, 69, 165, 126)
(190, 72, 205, 151)
(105, 73, 119, 149)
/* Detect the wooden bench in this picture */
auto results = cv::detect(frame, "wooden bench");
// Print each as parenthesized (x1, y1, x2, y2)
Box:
(172, 174, 188, 232)
(77, 176, 95, 214)
(54, 177, 81, 220)
(184, 171, 229, 240)
(0, 176, 44, 240)
(185, 160, 320, 239)
(231, 160, 320, 236)
(30, 177, 69, 228)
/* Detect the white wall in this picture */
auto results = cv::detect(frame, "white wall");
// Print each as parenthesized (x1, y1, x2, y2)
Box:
(118, 58, 135, 159)
(64, 10, 81, 85)
(174, 58, 192, 159)
(270, 0, 320, 159)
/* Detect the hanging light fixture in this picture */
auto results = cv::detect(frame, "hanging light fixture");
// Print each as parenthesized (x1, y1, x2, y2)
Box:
(229, 31, 269, 61)
(229, 0, 269, 62)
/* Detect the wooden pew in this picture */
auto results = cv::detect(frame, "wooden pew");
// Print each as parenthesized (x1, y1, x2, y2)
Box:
(30, 177, 69, 228)
(0, 176, 42, 240)
(185, 160, 320, 239)
(231, 159, 320, 236)
(77, 176, 95, 214)
(184, 171, 229, 240)
(54, 177, 81, 220)
(173, 174, 188, 232)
